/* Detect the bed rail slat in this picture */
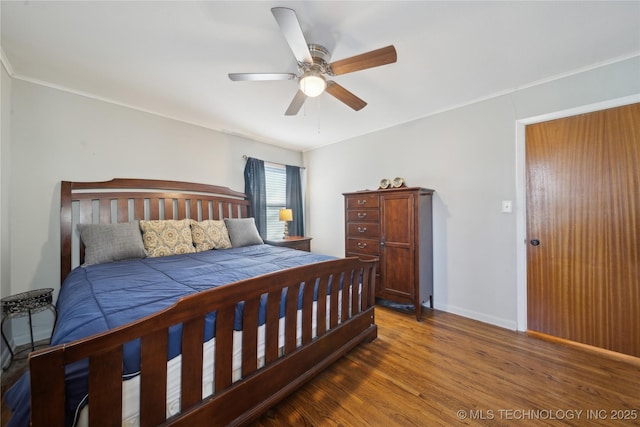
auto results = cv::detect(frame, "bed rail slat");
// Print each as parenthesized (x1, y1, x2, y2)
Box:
(351, 270, 360, 315)
(78, 199, 93, 263)
(180, 317, 204, 411)
(162, 199, 172, 219)
(214, 305, 235, 392)
(188, 198, 199, 221)
(60, 181, 73, 287)
(265, 290, 280, 364)
(177, 198, 187, 220)
(149, 197, 160, 219)
(98, 199, 110, 224)
(316, 276, 329, 337)
(361, 266, 370, 309)
(222, 202, 232, 218)
(243, 204, 251, 218)
(134, 198, 144, 220)
(341, 272, 350, 323)
(301, 278, 315, 345)
(284, 283, 299, 354)
(140, 329, 169, 427)
(330, 275, 340, 328)
(30, 350, 66, 426)
(241, 297, 260, 378)
(117, 198, 128, 223)
(89, 347, 123, 426)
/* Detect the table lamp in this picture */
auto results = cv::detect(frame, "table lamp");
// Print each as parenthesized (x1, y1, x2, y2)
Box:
(279, 208, 293, 238)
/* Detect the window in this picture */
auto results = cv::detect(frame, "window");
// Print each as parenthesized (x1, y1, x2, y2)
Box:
(265, 163, 286, 239)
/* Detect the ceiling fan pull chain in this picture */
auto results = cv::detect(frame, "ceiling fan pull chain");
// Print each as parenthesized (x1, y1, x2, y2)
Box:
(317, 96, 322, 134)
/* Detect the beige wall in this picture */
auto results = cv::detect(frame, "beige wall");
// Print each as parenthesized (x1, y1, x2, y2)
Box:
(2, 55, 639, 351)
(3, 78, 302, 346)
(304, 56, 640, 330)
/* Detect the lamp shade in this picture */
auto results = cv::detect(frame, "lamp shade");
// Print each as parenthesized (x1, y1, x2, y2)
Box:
(279, 208, 293, 222)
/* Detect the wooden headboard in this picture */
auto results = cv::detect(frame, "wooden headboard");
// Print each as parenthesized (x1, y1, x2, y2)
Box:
(60, 178, 251, 283)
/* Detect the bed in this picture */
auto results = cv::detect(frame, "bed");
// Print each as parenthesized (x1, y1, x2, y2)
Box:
(4, 178, 377, 427)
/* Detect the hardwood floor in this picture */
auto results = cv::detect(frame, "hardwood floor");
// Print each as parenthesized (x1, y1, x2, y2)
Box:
(252, 307, 640, 426)
(2, 308, 639, 426)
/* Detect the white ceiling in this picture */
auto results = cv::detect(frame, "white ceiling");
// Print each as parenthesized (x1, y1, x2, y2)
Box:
(2, 1, 639, 151)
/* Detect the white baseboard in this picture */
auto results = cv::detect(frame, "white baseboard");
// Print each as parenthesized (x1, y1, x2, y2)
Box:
(433, 303, 517, 331)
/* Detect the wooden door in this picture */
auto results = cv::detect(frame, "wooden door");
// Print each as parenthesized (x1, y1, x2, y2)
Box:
(526, 103, 640, 357)
(381, 193, 414, 299)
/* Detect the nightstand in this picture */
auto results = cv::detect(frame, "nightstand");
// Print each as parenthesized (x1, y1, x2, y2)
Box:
(264, 236, 312, 252)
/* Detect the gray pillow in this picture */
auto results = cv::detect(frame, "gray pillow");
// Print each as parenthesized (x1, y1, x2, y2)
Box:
(78, 221, 147, 265)
(224, 218, 264, 247)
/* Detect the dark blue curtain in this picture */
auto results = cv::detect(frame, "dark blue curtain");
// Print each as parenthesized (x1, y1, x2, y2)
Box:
(286, 165, 304, 237)
(244, 157, 267, 237)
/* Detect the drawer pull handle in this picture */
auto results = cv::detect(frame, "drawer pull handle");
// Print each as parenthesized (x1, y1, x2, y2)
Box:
(357, 199, 367, 205)
(357, 242, 368, 249)
(357, 212, 367, 218)
(357, 227, 367, 233)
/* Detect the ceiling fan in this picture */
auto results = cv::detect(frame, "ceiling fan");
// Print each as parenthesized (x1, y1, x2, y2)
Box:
(228, 7, 397, 115)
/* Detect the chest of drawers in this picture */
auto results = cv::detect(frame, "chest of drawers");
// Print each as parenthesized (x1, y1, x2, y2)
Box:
(344, 187, 434, 320)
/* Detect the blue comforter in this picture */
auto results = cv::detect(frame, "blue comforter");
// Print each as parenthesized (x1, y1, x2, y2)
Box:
(4, 244, 334, 427)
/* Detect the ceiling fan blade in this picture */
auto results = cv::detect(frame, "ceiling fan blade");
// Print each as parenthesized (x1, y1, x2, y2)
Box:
(285, 90, 307, 116)
(330, 45, 397, 75)
(228, 73, 297, 81)
(271, 7, 313, 64)
(325, 81, 367, 111)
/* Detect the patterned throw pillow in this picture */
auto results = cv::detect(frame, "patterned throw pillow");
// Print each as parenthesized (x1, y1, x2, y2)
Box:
(139, 219, 195, 257)
(190, 220, 232, 251)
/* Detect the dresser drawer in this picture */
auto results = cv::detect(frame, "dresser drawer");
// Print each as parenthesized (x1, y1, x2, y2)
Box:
(346, 238, 380, 255)
(345, 253, 380, 263)
(346, 222, 380, 239)
(346, 195, 379, 210)
(346, 209, 380, 222)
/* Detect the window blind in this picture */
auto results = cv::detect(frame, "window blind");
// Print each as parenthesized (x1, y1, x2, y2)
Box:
(265, 163, 286, 239)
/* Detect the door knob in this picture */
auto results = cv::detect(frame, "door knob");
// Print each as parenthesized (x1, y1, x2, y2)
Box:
(530, 239, 540, 246)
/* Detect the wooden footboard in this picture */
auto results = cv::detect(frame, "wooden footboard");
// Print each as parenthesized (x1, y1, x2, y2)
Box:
(29, 257, 377, 426)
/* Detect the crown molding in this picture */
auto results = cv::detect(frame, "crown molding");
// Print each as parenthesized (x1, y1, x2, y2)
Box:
(3, 68, 276, 148)
(2, 48, 637, 153)
(0, 47, 15, 76)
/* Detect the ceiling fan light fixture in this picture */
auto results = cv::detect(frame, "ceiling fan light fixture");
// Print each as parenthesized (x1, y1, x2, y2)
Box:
(299, 70, 326, 97)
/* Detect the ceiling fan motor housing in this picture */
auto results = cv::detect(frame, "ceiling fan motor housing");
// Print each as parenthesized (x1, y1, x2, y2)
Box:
(300, 44, 333, 75)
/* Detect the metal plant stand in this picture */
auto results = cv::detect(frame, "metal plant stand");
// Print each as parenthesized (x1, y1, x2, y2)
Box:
(1, 288, 56, 370)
